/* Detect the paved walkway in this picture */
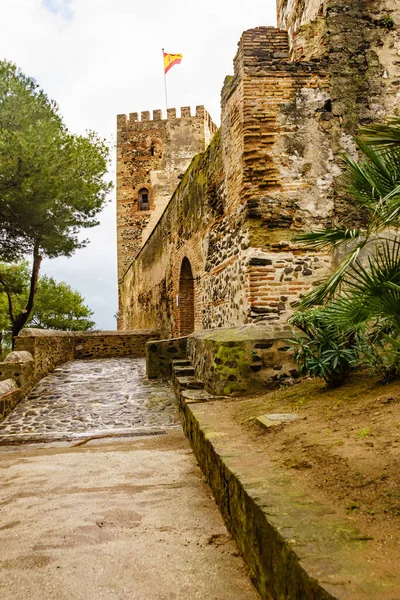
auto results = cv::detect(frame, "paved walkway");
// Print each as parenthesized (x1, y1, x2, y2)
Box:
(0, 358, 178, 442)
(0, 432, 259, 599)
(0, 358, 259, 599)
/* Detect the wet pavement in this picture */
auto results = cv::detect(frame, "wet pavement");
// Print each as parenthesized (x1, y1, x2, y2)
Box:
(0, 358, 179, 442)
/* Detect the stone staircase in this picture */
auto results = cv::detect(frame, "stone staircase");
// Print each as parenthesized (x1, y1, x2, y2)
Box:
(171, 358, 218, 406)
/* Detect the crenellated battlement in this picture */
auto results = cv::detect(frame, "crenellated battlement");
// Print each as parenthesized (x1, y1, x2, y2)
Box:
(117, 105, 216, 131)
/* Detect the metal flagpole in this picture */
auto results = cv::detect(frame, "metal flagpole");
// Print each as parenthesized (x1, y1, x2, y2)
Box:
(162, 48, 168, 113)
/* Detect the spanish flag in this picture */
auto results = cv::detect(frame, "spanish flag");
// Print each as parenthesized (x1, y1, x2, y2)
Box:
(163, 51, 183, 74)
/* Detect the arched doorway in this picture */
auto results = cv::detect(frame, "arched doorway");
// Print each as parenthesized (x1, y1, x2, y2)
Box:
(179, 258, 195, 336)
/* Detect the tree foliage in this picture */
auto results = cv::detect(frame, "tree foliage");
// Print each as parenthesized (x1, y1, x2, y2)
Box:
(0, 262, 95, 355)
(27, 275, 95, 331)
(0, 60, 111, 338)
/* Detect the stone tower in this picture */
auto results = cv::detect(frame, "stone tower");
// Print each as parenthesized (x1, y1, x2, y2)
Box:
(116, 106, 217, 282)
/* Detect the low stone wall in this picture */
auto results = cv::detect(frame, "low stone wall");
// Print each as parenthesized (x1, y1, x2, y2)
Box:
(146, 337, 188, 379)
(74, 331, 159, 359)
(14, 330, 75, 383)
(0, 328, 159, 423)
(187, 326, 298, 396)
(0, 379, 22, 422)
(172, 366, 389, 599)
(0, 351, 36, 396)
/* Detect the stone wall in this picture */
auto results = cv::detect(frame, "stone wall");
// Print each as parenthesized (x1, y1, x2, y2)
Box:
(187, 326, 298, 396)
(73, 331, 159, 359)
(146, 337, 188, 379)
(0, 380, 21, 423)
(277, 0, 400, 220)
(119, 131, 232, 336)
(119, 27, 333, 336)
(14, 330, 76, 383)
(278, 0, 400, 120)
(0, 351, 36, 396)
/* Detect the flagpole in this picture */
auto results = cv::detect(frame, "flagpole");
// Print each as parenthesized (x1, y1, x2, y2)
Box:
(162, 48, 168, 114)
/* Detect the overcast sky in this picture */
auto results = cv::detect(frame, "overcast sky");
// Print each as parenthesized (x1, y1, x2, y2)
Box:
(0, 0, 276, 329)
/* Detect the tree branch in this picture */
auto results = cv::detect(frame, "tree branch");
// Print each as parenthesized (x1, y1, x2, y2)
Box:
(12, 242, 42, 339)
(0, 274, 15, 324)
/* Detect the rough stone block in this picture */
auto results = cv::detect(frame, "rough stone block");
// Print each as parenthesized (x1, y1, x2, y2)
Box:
(256, 412, 303, 429)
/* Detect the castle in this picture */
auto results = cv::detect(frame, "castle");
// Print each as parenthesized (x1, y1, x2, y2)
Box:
(116, 0, 400, 339)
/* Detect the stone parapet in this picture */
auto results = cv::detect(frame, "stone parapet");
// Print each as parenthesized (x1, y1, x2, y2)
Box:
(0, 379, 21, 423)
(117, 105, 216, 126)
(0, 351, 35, 397)
(74, 330, 159, 359)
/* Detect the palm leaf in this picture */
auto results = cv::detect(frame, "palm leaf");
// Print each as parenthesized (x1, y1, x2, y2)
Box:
(294, 228, 363, 250)
(297, 246, 362, 308)
(359, 118, 400, 151)
(344, 240, 400, 327)
(343, 151, 400, 212)
(320, 295, 373, 331)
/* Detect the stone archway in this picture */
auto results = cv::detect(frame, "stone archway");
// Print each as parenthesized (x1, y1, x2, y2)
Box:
(179, 257, 195, 336)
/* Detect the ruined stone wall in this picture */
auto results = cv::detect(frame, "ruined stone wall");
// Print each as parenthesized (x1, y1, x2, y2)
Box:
(119, 27, 335, 334)
(277, 0, 400, 127)
(277, 0, 327, 61)
(116, 106, 216, 283)
(234, 27, 334, 321)
(277, 0, 400, 225)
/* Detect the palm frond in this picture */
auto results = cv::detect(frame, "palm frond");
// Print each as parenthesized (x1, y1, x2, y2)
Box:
(294, 228, 364, 250)
(345, 240, 400, 327)
(359, 118, 400, 151)
(319, 295, 373, 331)
(343, 150, 400, 212)
(297, 246, 362, 308)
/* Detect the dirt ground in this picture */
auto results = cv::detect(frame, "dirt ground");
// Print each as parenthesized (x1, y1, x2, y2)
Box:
(217, 373, 400, 582)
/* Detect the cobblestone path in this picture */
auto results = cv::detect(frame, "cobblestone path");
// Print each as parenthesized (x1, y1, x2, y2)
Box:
(0, 358, 178, 442)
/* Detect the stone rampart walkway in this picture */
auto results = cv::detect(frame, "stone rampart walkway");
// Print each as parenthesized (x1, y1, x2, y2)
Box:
(0, 358, 178, 442)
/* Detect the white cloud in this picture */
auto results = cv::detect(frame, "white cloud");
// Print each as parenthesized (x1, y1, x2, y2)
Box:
(0, 0, 276, 328)
(42, 0, 73, 19)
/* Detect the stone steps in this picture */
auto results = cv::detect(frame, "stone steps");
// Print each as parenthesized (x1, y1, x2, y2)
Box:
(171, 358, 217, 404)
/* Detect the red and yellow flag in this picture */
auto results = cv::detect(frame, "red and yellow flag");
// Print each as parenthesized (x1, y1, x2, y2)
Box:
(163, 52, 183, 74)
